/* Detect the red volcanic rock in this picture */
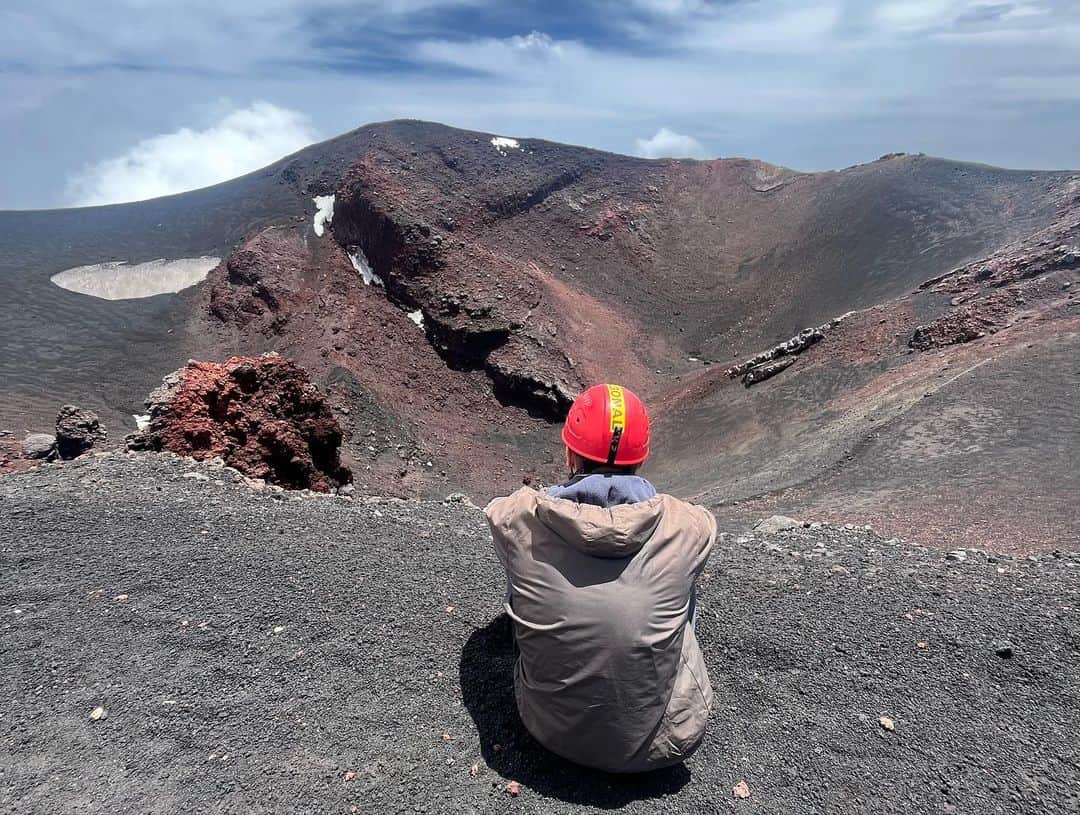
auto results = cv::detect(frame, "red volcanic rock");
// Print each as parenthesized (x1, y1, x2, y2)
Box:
(130, 355, 351, 492)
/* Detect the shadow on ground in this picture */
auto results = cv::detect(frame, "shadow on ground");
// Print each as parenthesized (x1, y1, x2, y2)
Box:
(459, 614, 691, 809)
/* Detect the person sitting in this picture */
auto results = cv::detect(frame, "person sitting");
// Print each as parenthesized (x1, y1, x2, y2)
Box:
(484, 383, 717, 773)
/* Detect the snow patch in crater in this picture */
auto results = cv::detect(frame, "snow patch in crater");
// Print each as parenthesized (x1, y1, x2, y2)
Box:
(348, 247, 383, 286)
(491, 136, 521, 156)
(407, 309, 425, 328)
(313, 195, 335, 237)
(50, 257, 220, 300)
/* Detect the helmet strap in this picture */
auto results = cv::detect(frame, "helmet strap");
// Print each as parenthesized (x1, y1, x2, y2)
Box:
(606, 426, 623, 466)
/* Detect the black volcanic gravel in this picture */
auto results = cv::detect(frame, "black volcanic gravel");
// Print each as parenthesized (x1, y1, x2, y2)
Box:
(2, 454, 1078, 814)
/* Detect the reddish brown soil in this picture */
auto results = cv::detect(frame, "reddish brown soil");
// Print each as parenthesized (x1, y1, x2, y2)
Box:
(0, 436, 37, 475)
(651, 187, 1080, 551)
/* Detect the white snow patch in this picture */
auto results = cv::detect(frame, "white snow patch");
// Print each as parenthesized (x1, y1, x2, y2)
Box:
(348, 247, 383, 286)
(133, 414, 151, 431)
(50, 257, 220, 300)
(313, 194, 335, 237)
(490, 136, 522, 156)
(407, 309, 425, 328)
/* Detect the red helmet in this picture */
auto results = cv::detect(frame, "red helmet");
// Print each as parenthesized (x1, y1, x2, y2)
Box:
(562, 384, 651, 466)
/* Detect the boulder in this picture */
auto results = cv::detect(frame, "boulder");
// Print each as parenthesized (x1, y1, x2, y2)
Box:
(742, 355, 797, 386)
(21, 433, 56, 460)
(754, 515, 802, 534)
(54, 406, 106, 460)
(128, 354, 351, 492)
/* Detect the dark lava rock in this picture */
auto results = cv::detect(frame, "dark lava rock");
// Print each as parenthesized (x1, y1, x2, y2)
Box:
(909, 300, 1008, 351)
(726, 324, 828, 382)
(54, 405, 106, 460)
(742, 355, 797, 386)
(128, 354, 351, 492)
(21, 433, 56, 460)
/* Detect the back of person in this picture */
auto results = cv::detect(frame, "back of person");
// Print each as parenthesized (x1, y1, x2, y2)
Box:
(484, 384, 717, 773)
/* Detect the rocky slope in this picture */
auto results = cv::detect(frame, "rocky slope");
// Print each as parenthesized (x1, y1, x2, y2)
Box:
(652, 180, 1080, 551)
(1, 455, 1077, 814)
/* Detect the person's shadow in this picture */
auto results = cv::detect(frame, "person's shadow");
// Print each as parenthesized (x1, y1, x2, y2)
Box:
(458, 613, 691, 808)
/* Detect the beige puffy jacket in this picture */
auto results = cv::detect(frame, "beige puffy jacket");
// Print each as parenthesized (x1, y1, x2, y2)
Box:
(484, 486, 717, 773)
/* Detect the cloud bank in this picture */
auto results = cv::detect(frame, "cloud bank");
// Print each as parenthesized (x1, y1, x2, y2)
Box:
(65, 102, 319, 207)
(635, 128, 707, 159)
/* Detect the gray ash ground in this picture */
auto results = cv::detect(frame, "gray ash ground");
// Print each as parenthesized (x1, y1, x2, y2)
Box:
(2, 454, 1078, 814)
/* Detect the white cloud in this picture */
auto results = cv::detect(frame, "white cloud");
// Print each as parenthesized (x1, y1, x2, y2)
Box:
(64, 102, 319, 207)
(875, 0, 960, 30)
(4, 0, 1080, 208)
(505, 30, 564, 58)
(634, 127, 707, 159)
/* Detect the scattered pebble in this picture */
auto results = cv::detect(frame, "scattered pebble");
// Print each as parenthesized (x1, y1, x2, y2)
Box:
(89, 706, 106, 721)
(506, 780, 521, 797)
(733, 780, 751, 799)
(879, 716, 895, 731)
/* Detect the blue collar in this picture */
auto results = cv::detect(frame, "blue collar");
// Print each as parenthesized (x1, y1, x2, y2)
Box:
(546, 473, 658, 508)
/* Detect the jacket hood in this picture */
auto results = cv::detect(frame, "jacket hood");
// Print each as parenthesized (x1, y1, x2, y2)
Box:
(534, 492, 666, 558)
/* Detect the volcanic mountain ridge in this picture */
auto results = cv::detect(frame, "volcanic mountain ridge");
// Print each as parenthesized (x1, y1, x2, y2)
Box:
(1, 120, 1077, 550)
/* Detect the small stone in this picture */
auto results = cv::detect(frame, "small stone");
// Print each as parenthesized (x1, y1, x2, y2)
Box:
(273, 625, 285, 634)
(879, 716, 895, 731)
(831, 564, 850, 575)
(993, 641, 1015, 659)
(343, 770, 356, 782)
(733, 780, 751, 799)
(89, 706, 106, 721)
(754, 515, 801, 534)
(337, 484, 355, 497)
(946, 550, 967, 562)
(506, 780, 521, 797)
(21, 433, 56, 459)
(113, 594, 129, 602)
(54, 405, 106, 460)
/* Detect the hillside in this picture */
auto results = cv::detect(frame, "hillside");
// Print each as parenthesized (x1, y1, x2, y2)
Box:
(2, 454, 1078, 814)
(1, 120, 1077, 548)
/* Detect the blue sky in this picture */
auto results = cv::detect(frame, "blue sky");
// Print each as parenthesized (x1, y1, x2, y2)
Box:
(2, 0, 1079, 209)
